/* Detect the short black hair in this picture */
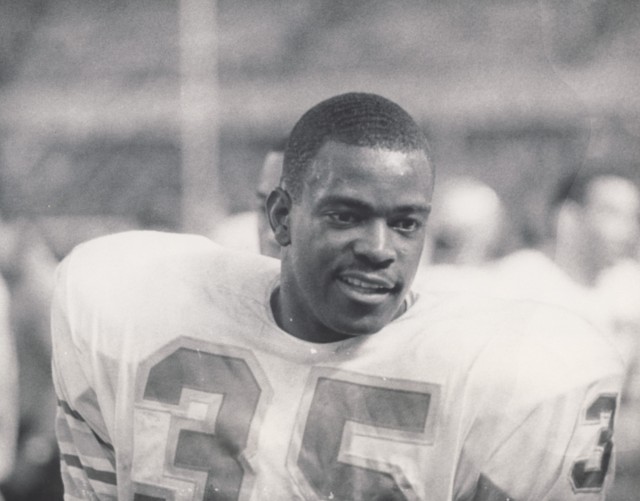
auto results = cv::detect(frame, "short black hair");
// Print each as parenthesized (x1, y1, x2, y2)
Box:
(281, 92, 431, 200)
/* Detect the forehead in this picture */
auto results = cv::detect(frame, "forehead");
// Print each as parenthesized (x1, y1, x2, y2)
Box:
(301, 141, 433, 207)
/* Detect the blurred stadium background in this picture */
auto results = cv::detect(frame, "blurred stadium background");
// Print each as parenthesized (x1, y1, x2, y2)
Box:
(1, 0, 639, 255)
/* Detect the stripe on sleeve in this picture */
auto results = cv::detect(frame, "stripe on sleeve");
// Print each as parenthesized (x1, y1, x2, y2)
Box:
(62, 454, 118, 486)
(471, 474, 514, 501)
(58, 400, 115, 452)
(58, 399, 84, 421)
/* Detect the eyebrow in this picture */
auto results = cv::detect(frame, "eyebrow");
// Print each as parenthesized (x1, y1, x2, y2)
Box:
(318, 195, 431, 215)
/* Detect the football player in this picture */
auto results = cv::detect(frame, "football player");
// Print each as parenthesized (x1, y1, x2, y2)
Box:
(52, 92, 623, 500)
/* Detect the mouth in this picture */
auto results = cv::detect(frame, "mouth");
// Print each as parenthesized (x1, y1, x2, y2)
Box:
(336, 273, 399, 304)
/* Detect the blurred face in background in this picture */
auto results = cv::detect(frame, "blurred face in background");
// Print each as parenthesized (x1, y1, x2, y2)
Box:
(580, 175, 640, 269)
(428, 178, 506, 266)
(257, 150, 284, 258)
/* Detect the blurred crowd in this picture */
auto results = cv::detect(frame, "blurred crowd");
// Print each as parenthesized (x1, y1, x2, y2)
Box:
(0, 218, 62, 500)
(0, 140, 638, 501)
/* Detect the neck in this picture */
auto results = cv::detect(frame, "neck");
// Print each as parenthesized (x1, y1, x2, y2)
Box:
(270, 285, 352, 344)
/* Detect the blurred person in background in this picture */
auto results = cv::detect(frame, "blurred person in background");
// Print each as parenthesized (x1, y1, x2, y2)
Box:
(549, 169, 639, 289)
(255, 140, 285, 258)
(492, 167, 640, 334)
(588, 178, 640, 501)
(427, 176, 508, 266)
(0, 216, 62, 501)
(211, 139, 284, 258)
(416, 176, 510, 292)
(0, 265, 18, 501)
(588, 170, 640, 346)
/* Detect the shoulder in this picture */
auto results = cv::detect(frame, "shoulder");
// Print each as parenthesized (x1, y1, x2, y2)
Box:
(62, 230, 215, 266)
(473, 298, 623, 403)
(59, 229, 274, 277)
(56, 231, 208, 293)
(512, 300, 620, 368)
(415, 291, 622, 397)
(55, 230, 279, 314)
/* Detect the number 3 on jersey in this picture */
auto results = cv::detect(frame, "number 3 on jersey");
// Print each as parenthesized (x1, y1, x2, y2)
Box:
(571, 394, 617, 493)
(132, 340, 272, 500)
(132, 340, 439, 501)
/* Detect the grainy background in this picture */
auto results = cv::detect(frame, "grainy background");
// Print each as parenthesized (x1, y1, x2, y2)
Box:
(1, 0, 639, 252)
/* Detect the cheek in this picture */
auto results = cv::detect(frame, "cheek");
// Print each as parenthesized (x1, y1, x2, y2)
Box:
(396, 234, 426, 260)
(290, 231, 334, 273)
(294, 220, 351, 252)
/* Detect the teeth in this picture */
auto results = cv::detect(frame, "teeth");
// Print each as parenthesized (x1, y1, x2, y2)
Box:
(342, 276, 387, 291)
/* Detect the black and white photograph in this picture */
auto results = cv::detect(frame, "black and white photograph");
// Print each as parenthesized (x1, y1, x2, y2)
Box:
(0, 1, 639, 500)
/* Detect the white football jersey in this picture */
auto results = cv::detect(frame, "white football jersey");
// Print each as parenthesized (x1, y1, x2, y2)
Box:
(489, 250, 611, 332)
(52, 232, 623, 501)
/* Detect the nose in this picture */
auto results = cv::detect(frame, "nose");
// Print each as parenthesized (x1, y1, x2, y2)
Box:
(353, 219, 396, 267)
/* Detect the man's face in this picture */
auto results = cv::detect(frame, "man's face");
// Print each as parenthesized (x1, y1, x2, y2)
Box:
(582, 176, 640, 268)
(280, 141, 433, 339)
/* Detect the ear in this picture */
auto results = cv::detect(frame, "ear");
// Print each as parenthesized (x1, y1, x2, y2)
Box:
(266, 187, 292, 246)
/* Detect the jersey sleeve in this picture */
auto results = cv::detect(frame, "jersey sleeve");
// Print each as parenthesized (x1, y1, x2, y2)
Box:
(0, 278, 18, 483)
(51, 254, 118, 500)
(460, 304, 624, 501)
(476, 376, 620, 501)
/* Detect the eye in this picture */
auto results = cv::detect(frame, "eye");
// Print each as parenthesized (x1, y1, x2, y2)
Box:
(326, 211, 361, 226)
(391, 217, 422, 234)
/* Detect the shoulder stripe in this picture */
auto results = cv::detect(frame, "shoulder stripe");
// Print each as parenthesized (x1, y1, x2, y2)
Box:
(92, 430, 115, 452)
(62, 454, 117, 486)
(58, 400, 115, 452)
(59, 399, 84, 421)
(470, 474, 513, 501)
